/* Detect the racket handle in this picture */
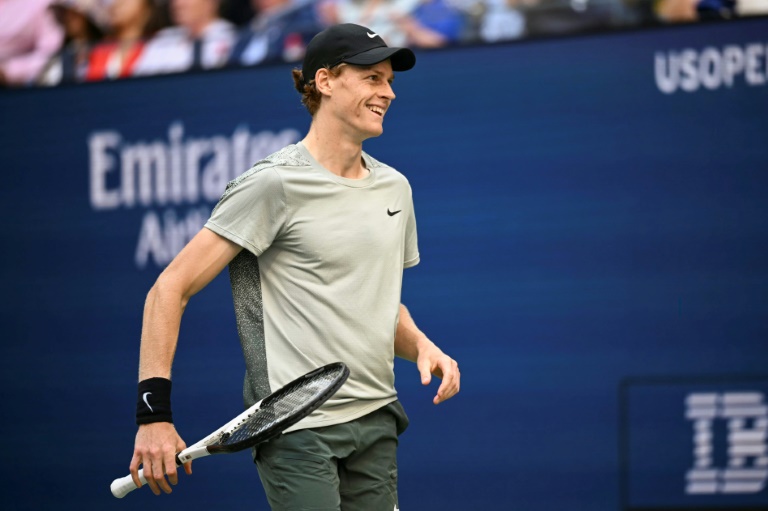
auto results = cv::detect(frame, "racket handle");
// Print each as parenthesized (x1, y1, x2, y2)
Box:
(110, 469, 146, 498)
(110, 446, 209, 498)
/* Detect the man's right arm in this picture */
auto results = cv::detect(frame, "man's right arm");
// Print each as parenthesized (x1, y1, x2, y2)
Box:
(129, 227, 242, 495)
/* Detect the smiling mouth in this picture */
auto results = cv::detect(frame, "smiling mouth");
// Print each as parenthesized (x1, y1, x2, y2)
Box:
(367, 105, 385, 117)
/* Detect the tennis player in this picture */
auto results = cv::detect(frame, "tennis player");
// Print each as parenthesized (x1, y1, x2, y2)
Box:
(129, 23, 460, 510)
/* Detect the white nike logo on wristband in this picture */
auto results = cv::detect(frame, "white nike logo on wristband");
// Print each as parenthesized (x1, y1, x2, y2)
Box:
(142, 392, 154, 413)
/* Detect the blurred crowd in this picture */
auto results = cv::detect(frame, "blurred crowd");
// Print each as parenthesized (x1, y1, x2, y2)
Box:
(1, 0, 766, 87)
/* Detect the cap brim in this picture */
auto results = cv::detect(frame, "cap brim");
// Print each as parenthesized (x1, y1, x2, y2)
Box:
(343, 47, 416, 72)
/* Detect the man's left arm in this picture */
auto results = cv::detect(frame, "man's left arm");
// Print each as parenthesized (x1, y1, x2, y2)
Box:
(395, 303, 460, 404)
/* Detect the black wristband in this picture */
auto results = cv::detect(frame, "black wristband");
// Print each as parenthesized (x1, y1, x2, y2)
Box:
(136, 377, 173, 425)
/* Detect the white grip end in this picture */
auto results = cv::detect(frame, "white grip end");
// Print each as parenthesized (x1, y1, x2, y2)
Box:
(110, 469, 146, 498)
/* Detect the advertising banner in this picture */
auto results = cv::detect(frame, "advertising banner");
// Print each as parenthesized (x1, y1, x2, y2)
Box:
(1, 17, 766, 511)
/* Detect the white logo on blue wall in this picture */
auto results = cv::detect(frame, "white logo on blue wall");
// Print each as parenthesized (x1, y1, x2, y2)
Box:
(655, 42, 767, 94)
(87, 122, 301, 269)
(686, 391, 768, 494)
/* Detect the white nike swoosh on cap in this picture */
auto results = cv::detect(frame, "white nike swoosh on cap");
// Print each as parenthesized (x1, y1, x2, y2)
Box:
(367, 32, 379, 38)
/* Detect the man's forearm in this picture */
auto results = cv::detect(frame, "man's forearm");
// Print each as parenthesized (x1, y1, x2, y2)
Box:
(135, 228, 242, 381)
(138, 280, 185, 380)
(394, 303, 435, 362)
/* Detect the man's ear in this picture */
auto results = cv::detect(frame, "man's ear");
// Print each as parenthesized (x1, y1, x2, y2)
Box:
(315, 68, 333, 97)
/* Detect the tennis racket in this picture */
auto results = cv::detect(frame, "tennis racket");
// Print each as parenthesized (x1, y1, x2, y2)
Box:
(111, 361, 349, 498)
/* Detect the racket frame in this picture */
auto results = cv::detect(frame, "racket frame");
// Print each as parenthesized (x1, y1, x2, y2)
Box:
(176, 397, 264, 464)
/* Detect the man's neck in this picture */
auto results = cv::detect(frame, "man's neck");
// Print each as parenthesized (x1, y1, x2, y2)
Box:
(302, 119, 368, 179)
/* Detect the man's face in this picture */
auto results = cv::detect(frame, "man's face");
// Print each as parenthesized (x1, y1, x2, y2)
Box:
(325, 60, 396, 142)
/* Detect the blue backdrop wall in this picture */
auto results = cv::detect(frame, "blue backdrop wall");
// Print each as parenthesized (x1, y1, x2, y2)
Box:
(1, 18, 767, 511)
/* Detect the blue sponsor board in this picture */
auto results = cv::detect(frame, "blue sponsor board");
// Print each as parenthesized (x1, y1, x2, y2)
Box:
(0, 16, 767, 511)
(622, 377, 768, 510)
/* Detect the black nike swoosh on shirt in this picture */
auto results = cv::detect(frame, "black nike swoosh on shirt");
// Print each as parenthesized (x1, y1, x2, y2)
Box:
(387, 209, 402, 216)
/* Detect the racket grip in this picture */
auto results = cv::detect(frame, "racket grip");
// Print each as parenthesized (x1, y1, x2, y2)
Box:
(110, 469, 146, 498)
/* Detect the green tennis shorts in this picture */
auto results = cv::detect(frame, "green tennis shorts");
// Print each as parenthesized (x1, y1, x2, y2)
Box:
(255, 400, 409, 511)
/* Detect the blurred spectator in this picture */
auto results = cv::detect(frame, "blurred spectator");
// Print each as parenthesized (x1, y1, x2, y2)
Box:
(655, 0, 736, 22)
(85, 0, 169, 80)
(525, 0, 618, 37)
(318, 0, 422, 47)
(0, 0, 64, 86)
(737, 0, 768, 15)
(229, 0, 325, 66)
(696, 0, 736, 19)
(395, 0, 466, 47)
(133, 0, 236, 75)
(220, 0, 258, 24)
(38, 0, 110, 85)
(319, 0, 468, 48)
(656, 0, 699, 20)
(478, 0, 526, 42)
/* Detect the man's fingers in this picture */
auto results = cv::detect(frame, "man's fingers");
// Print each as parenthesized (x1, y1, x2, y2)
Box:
(151, 458, 173, 494)
(142, 457, 161, 495)
(435, 377, 452, 404)
(417, 359, 432, 385)
(133, 450, 183, 495)
(176, 438, 192, 475)
(165, 450, 179, 486)
(435, 380, 457, 403)
(434, 358, 460, 404)
(129, 453, 143, 488)
(418, 352, 461, 404)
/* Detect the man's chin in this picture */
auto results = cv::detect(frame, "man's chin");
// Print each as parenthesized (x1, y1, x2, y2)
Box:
(359, 127, 384, 142)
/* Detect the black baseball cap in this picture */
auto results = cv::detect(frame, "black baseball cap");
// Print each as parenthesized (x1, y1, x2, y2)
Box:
(301, 24, 416, 85)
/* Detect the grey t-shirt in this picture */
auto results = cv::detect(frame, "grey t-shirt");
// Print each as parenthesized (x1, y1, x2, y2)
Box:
(205, 142, 419, 431)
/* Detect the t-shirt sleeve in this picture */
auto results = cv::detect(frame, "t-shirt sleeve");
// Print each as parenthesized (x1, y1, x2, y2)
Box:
(204, 166, 286, 256)
(403, 184, 420, 268)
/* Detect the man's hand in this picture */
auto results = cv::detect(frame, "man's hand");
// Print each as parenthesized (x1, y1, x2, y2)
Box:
(395, 304, 461, 404)
(130, 422, 192, 495)
(416, 343, 460, 405)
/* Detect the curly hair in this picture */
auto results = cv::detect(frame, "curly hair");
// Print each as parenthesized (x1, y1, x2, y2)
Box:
(292, 63, 347, 116)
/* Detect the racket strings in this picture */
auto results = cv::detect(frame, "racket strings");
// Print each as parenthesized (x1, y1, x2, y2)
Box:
(221, 369, 343, 446)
